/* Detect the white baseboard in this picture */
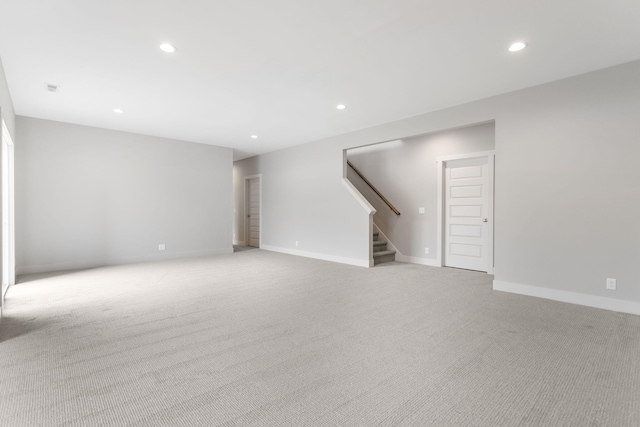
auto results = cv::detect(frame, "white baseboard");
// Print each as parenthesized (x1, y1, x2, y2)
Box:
(260, 244, 370, 268)
(395, 254, 440, 267)
(16, 247, 234, 276)
(18, 260, 107, 276)
(493, 280, 640, 316)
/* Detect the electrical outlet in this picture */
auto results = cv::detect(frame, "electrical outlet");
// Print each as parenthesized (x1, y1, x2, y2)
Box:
(295, 241, 299, 247)
(158, 244, 166, 251)
(606, 278, 616, 290)
(418, 207, 425, 214)
(425, 247, 429, 254)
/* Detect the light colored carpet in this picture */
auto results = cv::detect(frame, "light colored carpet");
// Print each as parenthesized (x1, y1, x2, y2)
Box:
(233, 245, 258, 253)
(1, 250, 639, 426)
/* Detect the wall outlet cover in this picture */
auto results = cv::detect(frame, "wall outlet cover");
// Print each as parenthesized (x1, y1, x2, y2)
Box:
(606, 278, 616, 290)
(158, 244, 166, 251)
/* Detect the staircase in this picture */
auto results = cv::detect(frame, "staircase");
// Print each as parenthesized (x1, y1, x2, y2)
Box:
(373, 230, 396, 265)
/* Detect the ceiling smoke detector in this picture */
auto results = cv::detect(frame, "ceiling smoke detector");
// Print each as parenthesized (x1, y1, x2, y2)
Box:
(45, 83, 60, 93)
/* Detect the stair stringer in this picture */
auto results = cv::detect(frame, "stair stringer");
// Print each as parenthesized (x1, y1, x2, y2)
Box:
(372, 223, 398, 263)
(341, 178, 376, 268)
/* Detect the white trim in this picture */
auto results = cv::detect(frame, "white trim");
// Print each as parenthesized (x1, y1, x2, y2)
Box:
(343, 178, 375, 266)
(1, 117, 15, 316)
(486, 154, 495, 274)
(261, 244, 370, 268)
(342, 178, 376, 215)
(395, 254, 440, 267)
(243, 174, 262, 248)
(493, 280, 640, 316)
(437, 151, 496, 162)
(436, 160, 444, 267)
(436, 150, 495, 274)
(17, 248, 233, 276)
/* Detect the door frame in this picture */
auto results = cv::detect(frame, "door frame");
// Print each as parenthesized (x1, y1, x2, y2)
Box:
(436, 151, 495, 274)
(1, 117, 16, 315)
(243, 174, 262, 248)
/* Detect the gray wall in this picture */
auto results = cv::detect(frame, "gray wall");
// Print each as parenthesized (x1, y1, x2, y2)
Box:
(234, 59, 640, 306)
(234, 144, 371, 265)
(347, 122, 495, 262)
(16, 117, 233, 274)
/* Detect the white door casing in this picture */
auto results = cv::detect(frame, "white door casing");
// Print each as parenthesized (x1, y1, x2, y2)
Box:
(437, 151, 494, 273)
(245, 175, 261, 248)
(1, 118, 16, 313)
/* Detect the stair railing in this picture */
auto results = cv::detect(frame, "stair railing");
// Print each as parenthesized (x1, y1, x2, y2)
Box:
(347, 160, 401, 216)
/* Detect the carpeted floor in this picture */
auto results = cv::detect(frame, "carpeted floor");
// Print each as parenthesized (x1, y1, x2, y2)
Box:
(1, 250, 639, 426)
(234, 245, 258, 252)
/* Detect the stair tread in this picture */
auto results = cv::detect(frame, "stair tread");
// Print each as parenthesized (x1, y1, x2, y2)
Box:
(373, 240, 387, 245)
(373, 250, 396, 257)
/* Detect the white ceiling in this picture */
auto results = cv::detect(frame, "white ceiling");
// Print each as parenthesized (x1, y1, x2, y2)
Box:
(1, 1, 639, 160)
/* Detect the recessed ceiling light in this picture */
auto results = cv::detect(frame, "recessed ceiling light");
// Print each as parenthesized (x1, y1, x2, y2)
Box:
(159, 43, 177, 53)
(508, 41, 527, 52)
(113, 108, 124, 114)
(251, 135, 258, 139)
(336, 104, 346, 110)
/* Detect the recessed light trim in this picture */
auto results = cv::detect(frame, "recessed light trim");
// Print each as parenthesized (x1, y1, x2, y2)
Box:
(159, 43, 177, 53)
(251, 135, 258, 139)
(336, 104, 346, 110)
(508, 41, 527, 52)
(113, 108, 125, 114)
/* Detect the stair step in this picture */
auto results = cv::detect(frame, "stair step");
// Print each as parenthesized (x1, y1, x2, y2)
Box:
(373, 250, 396, 265)
(373, 231, 379, 241)
(373, 240, 388, 252)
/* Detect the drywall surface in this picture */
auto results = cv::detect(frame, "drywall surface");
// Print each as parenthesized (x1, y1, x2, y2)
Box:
(234, 144, 372, 265)
(492, 61, 640, 307)
(16, 117, 233, 274)
(347, 122, 495, 262)
(0, 56, 15, 137)
(234, 59, 640, 307)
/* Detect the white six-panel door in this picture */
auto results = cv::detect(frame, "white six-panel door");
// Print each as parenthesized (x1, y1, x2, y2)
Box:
(444, 156, 490, 272)
(247, 177, 260, 247)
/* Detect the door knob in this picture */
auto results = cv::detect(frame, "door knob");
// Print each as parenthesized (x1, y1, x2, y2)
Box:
(482, 218, 488, 222)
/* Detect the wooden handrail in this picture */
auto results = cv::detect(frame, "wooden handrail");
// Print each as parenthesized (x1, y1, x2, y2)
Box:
(347, 160, 401, 215)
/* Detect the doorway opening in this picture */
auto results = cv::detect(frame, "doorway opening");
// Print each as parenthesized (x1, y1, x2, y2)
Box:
(244, 175, 261, 248)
